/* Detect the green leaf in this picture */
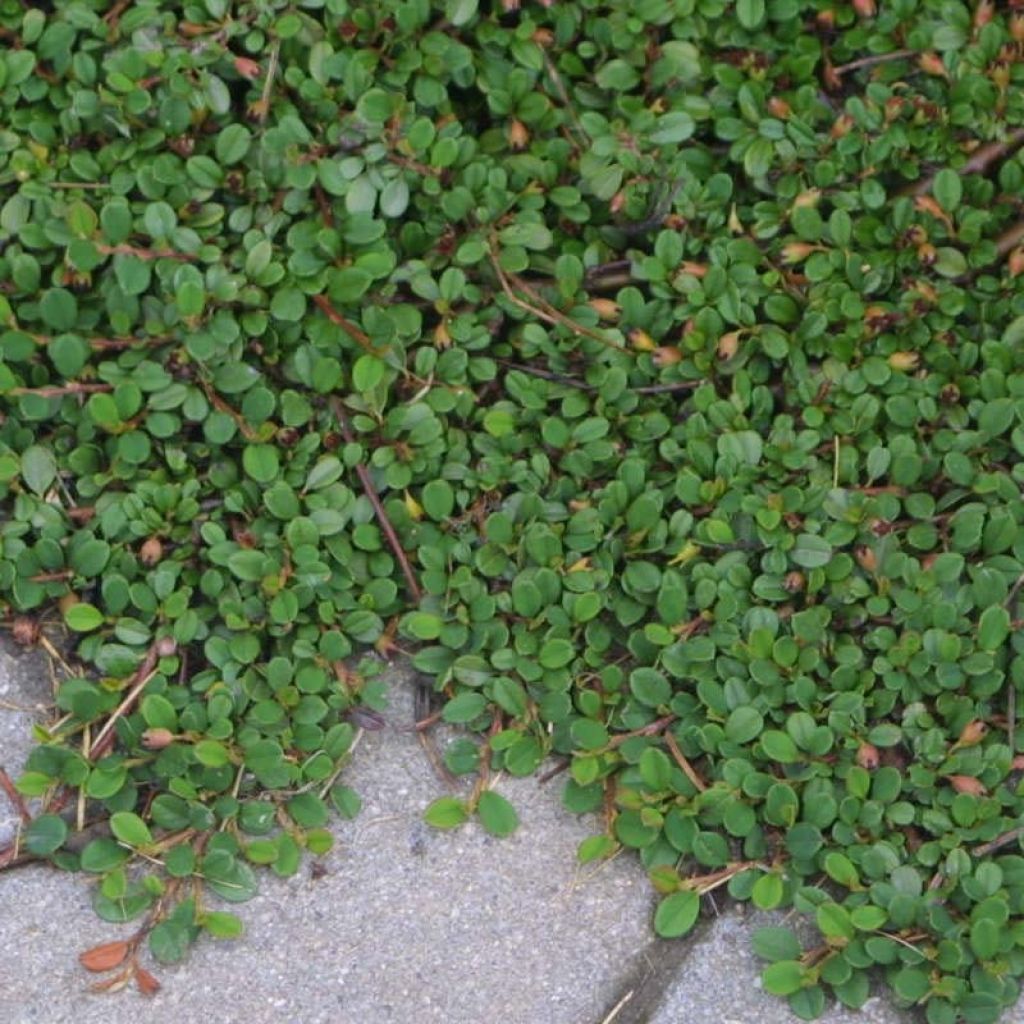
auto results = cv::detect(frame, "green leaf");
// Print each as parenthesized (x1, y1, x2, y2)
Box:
(202, 911, 244, 939)
(64, 602, 103, 632)
(762, 960, 805, 996)
(977, 606, 1010, 651)
(20, 445, 56, 496)
(654, 890, 700, 938)
(110, 812, 153, 848)
(243, 445, 279, 483)
(476, 790, 519, 837)
(791, 534, 833, 569)
(424, 796, 469, 829)
(25, 814, 68, 856)
(933, 168, 962, 212)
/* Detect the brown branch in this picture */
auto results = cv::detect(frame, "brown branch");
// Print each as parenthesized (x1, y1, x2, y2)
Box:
(0, 766, 31, 824)
(973, 827, 1024, 858)
(89, 639, 175, 762)
(608, 714, 677, 749)
(28, 571, 73, 583)
(542, 52, 589, 146)
(6, 383, 112, 397)
(198, 380, 258, 441)
(329, 398, 423, 603)
(832, 49, 914, 77)
(487, 244, 628, 353)
(664, 729, 707, 792)
(500, 360, 699, 395)
(28, 332, 171, 352)
(311, 293, 390, 358)
(96, 244, 192, 262)
(903, 127, 1024, 197)
(537, 758, 571, 786)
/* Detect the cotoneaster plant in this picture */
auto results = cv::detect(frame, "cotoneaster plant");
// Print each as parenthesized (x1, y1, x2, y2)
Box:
(2, 1, 1024, 1021)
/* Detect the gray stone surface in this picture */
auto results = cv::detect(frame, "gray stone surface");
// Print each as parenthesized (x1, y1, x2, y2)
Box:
(0, 640, 654, 1024)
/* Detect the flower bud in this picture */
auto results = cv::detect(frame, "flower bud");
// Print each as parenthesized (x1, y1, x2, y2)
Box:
(1008, 247, 1024, 278)
(855, 546, 878, 573)
(856, 742, 880, 770)
(830, 115, 853, 139)
(404, 490, 424, 521)
(155, 636, 178, 658)
(508, 119, 529, 150)
(588, 298, 621, 320)
(767, 97, 791, 119)
(433, 319, 452, 349)
(11, 616, 39, 646)
(234, 56, 262, 80)
(783, 571, 805, 593)
(629, 328, 656, 351)
(653, 346, 683, 367)
(781, 242, 819, 264)
(142, 728, 176, 751)
(139, 537, 164, 566)
(957, 720, 987, 747)
(717, 331, 741, 360)
(852, 0, 876, 16)
(947, 774, 986, 795)
(918, 52, 949, 79)
(887, 351, 919, 371)
(1012, 15, 1024, 42)
(792, 189, 821, 210)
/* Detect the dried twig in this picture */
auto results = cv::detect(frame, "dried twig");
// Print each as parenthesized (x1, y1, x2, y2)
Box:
(96, 244, 192, 262)
(7, 383, 112, 398)
(0, 766, 31, 825)
(198, 380, 258, 441)
(541, 52, 589, 146)
(974, 827, 1024, 859)
(831, 49, 914, 77)
(329, 398, 423, 603)
(488, 245, 628, 353)
(311, 293, 389, 358)
(89, 639, 174, 761)
(664, 729, 707, 792)
(903, 127, 1024, 197)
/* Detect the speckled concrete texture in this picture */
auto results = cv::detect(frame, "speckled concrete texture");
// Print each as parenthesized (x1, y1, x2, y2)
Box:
(0, 640, 653, 1024)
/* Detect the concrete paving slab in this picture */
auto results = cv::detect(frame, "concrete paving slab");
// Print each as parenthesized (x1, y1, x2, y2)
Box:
(0, 639, 654, 1024)
(2, 637, 1022, 1024)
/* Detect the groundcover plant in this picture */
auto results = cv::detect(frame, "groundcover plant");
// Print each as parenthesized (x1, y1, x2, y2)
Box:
(2, 0, 1024, 1018)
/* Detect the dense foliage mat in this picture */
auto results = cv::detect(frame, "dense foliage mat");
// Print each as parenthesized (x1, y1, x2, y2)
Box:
(4, 0, 1024, 1019)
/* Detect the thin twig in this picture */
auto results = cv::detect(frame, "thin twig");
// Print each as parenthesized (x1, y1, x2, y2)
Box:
(198, 380, 258, 441)
(903, 127, 1024, 197)
(256, 40, 280, 124)
(89, 640, 171, 761)
(96, 244, 192, 262)
(47, 181, 112, 190)
(7, 383, 112, 397)
(541, 52, 589, 146)
(973, 827, 1024, 858)
(0, 767, 31, 825)
(311, 294, 390, 358)
(832, 49, 914, 76)
(488, 245, 628, 353)
(329, 398, 423, 603)
(664, 729, 707, 792)
(537, 758, 571, 786)
(599, 989, 634, 1024)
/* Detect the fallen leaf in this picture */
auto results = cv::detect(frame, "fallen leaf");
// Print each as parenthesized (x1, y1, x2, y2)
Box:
(79, 940, 131, 973)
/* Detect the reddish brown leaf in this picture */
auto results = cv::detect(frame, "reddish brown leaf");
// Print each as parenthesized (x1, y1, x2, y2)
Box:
(135, 966, 162, 997)
(79, 940, 131, 973)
